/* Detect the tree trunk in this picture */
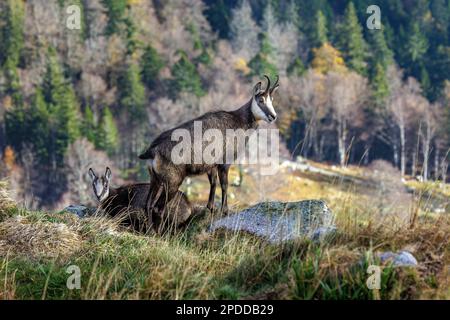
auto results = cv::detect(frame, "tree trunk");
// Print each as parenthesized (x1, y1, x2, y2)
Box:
(338, 119, 347, 167)
(434, 148, 440, 181)
(441, 160, 448, 185)
(400, 124, 406, 176)
(422, 125, 431, 182)
(423, 141, 429, 182)
(393, 143, 399, 169)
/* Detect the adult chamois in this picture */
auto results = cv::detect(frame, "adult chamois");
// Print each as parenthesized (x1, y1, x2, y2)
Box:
(139, 75, 279, 220)
(89, 167, 192, 232)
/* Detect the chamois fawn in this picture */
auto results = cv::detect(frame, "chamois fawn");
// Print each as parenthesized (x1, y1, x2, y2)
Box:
(89, 167, 192, 232)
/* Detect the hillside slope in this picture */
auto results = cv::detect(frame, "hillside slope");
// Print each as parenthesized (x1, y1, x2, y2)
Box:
(0, 162, 449, 300)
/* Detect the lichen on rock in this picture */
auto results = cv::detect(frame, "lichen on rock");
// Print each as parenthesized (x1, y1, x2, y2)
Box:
(209, 200, 336, 243)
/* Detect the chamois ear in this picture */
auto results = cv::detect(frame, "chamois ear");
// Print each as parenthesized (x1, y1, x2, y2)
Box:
(105, 167, 112, 181)
(88, 168, 96, 180)
(253, 81, 262, 96)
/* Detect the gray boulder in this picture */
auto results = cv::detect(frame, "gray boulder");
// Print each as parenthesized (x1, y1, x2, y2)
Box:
(62, 205, 95, 218)
(209, 200, 336, 243)
(377, 250, 418, 267)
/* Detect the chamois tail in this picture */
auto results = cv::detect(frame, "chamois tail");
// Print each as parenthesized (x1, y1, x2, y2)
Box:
(139, 148, 154, 160)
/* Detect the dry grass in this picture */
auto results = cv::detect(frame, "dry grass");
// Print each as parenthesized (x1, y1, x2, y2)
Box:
(0, 216, 82, 261)
(0, 180, 15, 214)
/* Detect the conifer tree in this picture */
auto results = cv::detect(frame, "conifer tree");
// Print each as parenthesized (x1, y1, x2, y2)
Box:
(41, 48, 80, 164)
(248, 33, 278, 78)
(4, 101, 27, 154)
(406, 22, 429, 63)
(96, 107, 119, 155)
(372, 63, 389, 106)
(82, 105, 97, 145)
(141, 44, 164, 88)
(288, 57, 306, 77)
(337, 2, 368, 75)
(0, 0, 24, 66)
(103, 0, 128, 35)
(28, 89, 51, 164)
(171, 50, 205, 97)
(312, 10, 328, 48)
(3, 58, 23, 106)
(120, 62, 146, 121)
(368, 28, 394, 69)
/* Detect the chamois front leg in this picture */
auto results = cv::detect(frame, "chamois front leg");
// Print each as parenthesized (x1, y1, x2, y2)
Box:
(207, 168, 218, 212)
(146, 182, 164, 228)
(218, 165, 230, 215)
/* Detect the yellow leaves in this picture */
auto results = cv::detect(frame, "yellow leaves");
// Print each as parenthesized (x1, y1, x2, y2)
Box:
(2, 96, 13, 111)
(311, 42, 347, 75)
(233, 57, 250, 75)
(107, 34, 126, 66)
(127, 0, 142, 5)
(3, 146, 15, 171)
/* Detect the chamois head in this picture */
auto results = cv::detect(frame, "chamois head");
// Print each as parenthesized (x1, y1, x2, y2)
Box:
(251, 75, 279, 123)
(88, 167, 112, 202)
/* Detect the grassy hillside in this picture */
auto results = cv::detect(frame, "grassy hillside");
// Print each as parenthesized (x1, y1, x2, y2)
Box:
(0, 161, 449, 300)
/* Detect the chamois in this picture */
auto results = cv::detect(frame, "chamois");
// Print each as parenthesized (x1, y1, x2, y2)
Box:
(88, 167, 192, 232)
(139, 75, 279, 219)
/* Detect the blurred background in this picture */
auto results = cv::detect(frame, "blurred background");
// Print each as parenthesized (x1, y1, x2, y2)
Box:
(0, 0, 449, 211)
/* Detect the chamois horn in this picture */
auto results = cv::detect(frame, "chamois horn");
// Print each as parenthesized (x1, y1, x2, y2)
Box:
(270, 75, 279, 93)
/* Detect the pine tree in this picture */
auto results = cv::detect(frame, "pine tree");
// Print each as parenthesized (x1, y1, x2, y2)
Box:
(188, 23, 212, 66)
(28, 89, 51, 164)
(372, 63, 389, 106)
(406, 22, 429, 63)
(287, 57, 306, 77)
(171, 50, 205, 97)
(337, 2, 368, 75)
(41, 48, 80, 164)
(82, 105, 97, 144)
(420, 64, 431, 94)
(3, 57, 23, 106)
(96, 107, 119, 155)
(248, 33, 278, 78)
(120, 62, 146, 121)
(0, 0, 24, 66)
(284, 0, 301, 29)
(123, 16, 138, 55)
(141, 44, 164, 88)
(312, 10, 328, 48)
(4, 101, 27, 154)
(103, 0, 128, 35)
(368, 28, 394, 69)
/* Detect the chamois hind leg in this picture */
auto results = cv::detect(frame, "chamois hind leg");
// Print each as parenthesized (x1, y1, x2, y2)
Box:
(218, 165, 230, 215)
(207, 168, 218, 212)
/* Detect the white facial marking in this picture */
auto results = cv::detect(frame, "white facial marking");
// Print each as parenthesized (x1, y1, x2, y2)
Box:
(94, 180, 109, 202)
(251, 96, 267, 121)
(99, 189, 109, 202)
(266, 94, 277, 118)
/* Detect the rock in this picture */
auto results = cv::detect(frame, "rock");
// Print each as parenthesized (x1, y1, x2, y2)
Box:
(62, 205, 94, 218)
(209, 200, 335, 243)
(378, 250, 418, 267)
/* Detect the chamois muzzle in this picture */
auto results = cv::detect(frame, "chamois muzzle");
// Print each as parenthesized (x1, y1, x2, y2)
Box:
(267, 114, 277, 122)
